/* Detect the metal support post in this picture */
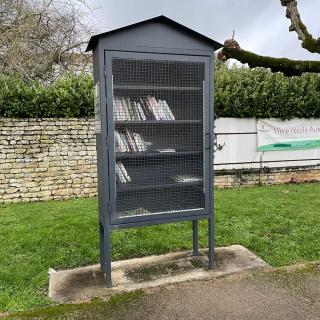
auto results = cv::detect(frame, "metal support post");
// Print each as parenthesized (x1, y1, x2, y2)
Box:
(192, 220, 199, 256)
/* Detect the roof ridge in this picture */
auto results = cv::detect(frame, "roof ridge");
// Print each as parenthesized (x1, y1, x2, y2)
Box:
(86, 15, 222, 52)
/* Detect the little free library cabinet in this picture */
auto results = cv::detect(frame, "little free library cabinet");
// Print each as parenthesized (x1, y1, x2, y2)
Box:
(86, 15, 222, 287)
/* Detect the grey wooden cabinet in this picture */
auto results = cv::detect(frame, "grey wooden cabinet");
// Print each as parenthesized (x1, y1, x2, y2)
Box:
(87, 15, 222, 286)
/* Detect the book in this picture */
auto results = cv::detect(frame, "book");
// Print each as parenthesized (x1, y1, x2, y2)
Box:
(133, 133, 145, 152)
(136, 102, 146, 121)
(121, 207, 150, 217)
(170, 175, 203, 183)
(155, 148, 176, 153)
(118, 161, 131, 182)
(115, 161, 131, 183)
(125, 129, 137, 152)
(115, 162, 126, 183)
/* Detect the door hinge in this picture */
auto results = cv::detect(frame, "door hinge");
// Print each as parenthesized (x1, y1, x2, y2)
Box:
(104, 67, 107, 77)
(107, 202, 111, 212)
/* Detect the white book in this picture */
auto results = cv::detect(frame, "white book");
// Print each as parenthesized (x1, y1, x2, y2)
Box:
(136, 102, 146, 121)
(162, 99, 175, 120)
(121, 97, 130, 121)
(152, 96, 165, 120)
(118, 162, 131, 182)
(121, 132, 130, 152)
(115, 97, 124, 121)
(113, 97, 119, 121)
(116, 162, 126, 183)
(156, 98, 167, 120)
(126, 98, 133, 121)
(132, 133, 142, 152)
(116, 131, 125, 152)
(115, 131, 127, 152)
(125, 129, 137, 152)
(147, 96, 160, 120)
(118, 97, 126, 121)
(133, 101, 142, 121)
(135, 133, 146, 152)
(158, 100, 169, 120)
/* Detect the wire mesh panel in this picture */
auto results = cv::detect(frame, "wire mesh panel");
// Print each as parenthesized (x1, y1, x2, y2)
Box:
(111, 56, 206, 220)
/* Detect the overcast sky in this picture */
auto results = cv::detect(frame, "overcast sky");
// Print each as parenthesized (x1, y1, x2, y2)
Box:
(85, 0, 319, 61)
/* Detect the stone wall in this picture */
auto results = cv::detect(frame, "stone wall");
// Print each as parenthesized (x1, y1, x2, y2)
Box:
(0, 118, 97, 204)
(1, 118, 320, 204)
(215, 166, 320, 188)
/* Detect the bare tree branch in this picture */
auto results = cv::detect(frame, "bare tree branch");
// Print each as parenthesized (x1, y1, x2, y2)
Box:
(218, 39, 320, 76)
(281, 0, 320, 54)
(218, 1, 320, 76)
(0, 0, 93, 81)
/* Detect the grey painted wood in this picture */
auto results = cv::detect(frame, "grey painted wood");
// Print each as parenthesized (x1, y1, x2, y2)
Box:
(89, 16, 217, 285)
(86, 15, 222, 52)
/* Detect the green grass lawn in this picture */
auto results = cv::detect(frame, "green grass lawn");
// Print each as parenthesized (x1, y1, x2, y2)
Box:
(1, 183, 320, 314)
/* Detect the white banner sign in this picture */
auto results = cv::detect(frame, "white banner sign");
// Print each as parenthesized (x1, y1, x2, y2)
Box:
(257, 119, 320, 151)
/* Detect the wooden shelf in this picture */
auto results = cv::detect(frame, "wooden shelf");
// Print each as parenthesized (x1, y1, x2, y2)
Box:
(116, 151, 202, 159)
(116, 181, 203, 192)
(113, 85, 202, 91)
(115, 120, 202, 125)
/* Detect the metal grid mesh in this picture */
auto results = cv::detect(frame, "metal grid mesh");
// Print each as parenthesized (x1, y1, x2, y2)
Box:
(112, 57, 205, 219)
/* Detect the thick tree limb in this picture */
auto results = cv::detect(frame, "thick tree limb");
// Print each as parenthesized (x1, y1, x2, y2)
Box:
(218, 39, 320, 76)
(281, 0, 320, 54)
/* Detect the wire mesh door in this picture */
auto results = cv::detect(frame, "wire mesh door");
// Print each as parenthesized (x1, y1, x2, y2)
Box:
(106, 52, 210, 223)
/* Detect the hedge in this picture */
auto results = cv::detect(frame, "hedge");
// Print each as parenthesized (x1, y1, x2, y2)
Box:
(1, 67, 320, 119)
(0, 73, 94, 118)
(215, 65, 320, 119)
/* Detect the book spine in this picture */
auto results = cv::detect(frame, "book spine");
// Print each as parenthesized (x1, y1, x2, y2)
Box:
(119, 161, 131, 182)
(158, 100, 168, 120)
(132, 133, 142, 152)
(136, 102, 146, 121)
(140, 98, 152, 120)
(156, 97, 166, 120)
(116, 162, 126, 183)
(122, 97, 130, 120)
(163, 99, 175, 120)
(122, 132, 129, 152)
(148, 96, 160, 120)
(133, 101, 142, 121)
(125, 129, 137, 152)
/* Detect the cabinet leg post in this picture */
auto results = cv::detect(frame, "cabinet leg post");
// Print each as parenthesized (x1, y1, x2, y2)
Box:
(104, 225, 112, 288)
(192, 220, 199, 256)
(99, 221, 106, 271)
(208, 217, 215, 270)
(100, 221, 112, 287)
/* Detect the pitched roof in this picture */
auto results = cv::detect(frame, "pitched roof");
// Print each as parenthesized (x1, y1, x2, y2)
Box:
(86, 15, 223, 52)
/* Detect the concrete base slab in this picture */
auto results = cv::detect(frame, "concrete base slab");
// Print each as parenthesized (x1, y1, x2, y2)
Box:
(49, 245, 269, 302)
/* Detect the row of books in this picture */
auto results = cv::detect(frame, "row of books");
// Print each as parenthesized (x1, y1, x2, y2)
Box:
(115, 161, 131, 184)
(115, 130, 147, 153)
(113, 96, 175, 121)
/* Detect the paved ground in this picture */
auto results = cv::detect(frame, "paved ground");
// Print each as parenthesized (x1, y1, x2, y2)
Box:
(7, 262, 320, 319)
(49, 245, 269, 302)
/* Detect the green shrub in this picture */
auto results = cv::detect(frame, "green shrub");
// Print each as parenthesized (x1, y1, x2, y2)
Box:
(0, 73, 94, 118)
(215, 65, 320, 119)
(1, 67, 320, 119)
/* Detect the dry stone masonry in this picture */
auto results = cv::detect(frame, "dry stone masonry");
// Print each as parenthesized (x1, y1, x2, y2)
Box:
(0, 118, 97, 204)
(1, 118, 320, 204)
